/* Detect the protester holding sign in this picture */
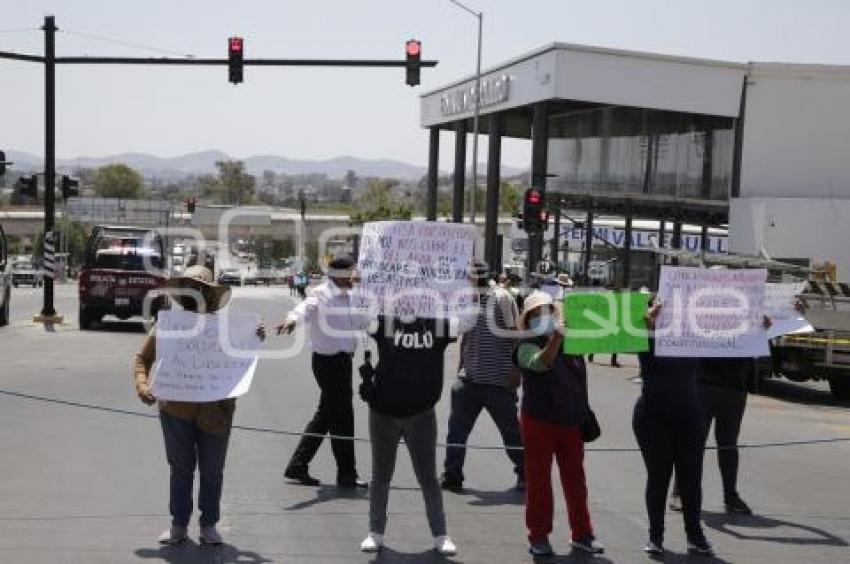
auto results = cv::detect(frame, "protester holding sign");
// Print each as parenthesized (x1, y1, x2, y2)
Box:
(133, 265, 265, 546)
(634, 300, 714, 557)
(441, 261, 524, 494)
(357, 314, 473, 556)
(512, 291, 604, 557)
(278, 254, 368, 489)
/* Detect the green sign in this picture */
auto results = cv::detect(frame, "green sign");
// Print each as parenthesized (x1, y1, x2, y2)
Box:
(563, 292, 650, 355)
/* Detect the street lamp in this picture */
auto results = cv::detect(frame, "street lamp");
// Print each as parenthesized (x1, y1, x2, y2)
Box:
(448, 0, 483, 226)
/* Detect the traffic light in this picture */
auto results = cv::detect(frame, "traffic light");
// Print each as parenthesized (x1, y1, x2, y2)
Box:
(0, 150, 6, 176)
(187, 197, 196, 213)
(60, 175, 79, 199)
(16, 175, 38, 199)
(522, 188, 544, 233)
(405, 39, 421, 87)
(228, 36, 244, 84)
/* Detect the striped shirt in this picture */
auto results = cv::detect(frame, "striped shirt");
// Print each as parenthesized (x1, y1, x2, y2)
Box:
(460, 287, 519, 387)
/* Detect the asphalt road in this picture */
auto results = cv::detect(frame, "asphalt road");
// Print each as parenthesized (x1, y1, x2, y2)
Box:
(1, 284, 848, 563)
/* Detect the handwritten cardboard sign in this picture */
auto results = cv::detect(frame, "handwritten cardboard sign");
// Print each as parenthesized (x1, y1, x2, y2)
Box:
(764, 282, 813, 339)
(655, 267, 769, 358)
(563, 292, 650, 354)
(355, 221, 477, 318)
(152, 310, 261, 402)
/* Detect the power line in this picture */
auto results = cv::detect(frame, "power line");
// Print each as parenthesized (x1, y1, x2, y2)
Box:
(60, 28, 196, 58)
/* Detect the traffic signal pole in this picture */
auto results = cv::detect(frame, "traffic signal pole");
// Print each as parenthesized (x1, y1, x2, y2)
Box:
(41, 15, 57, 320)
(0, 15, 439, 325)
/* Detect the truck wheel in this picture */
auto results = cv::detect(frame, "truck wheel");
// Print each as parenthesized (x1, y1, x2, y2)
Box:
(828, 378, 850, 401)
(79, 305, 96, 330)
(0, 291, 9, 326)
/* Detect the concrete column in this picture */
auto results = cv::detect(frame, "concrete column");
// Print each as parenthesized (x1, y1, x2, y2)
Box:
(452, 121, 467, 223)
(426, 127, 440, 221)
(484, 113, 502, 271)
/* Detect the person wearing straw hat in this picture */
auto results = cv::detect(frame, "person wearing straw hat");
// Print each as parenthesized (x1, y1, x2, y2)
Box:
(133, 265, 265, 546)
(512, 291, 604, 557)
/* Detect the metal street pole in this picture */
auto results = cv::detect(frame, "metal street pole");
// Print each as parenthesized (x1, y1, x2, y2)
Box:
(41, 15, 57, 319)
(449, 0, 483, 225)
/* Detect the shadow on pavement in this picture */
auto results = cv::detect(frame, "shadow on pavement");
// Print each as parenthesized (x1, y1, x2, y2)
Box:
(284, 484, 368, 511)
(703, 510, 848, 547)
(461, 487, 525, 507)
(93, 320, 148, 334)
(369, 547, 462, 564)
(135, 540, 273, 563)
(539, 551, 615, 563)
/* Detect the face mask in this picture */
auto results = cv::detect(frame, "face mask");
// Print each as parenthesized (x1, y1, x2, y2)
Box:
(529, 314, 555, 335)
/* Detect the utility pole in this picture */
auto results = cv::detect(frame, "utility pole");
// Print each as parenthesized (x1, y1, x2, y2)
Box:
(40, 15, 58, 320)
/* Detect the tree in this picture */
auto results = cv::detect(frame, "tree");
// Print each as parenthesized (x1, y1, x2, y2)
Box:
(215, 160, 256, 205)
(349, 179, 411, 225)
(94, 164, 145, 199)
(500, 181, 522, 213)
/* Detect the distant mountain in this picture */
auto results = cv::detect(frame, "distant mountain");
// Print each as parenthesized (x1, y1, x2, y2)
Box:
(7, 150, 526, 180)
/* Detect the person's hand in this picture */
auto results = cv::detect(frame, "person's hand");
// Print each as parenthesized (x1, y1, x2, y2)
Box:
(277, 319, 296, 335)
(255, 323, 267, 341)
(509, 367, 522, 389)
(358, 381, 375, 403)
(136, 383, 156, 406)
(762, 315, 773, 330)
(794, 297, 808, 315)
(644, 302, 663, 329)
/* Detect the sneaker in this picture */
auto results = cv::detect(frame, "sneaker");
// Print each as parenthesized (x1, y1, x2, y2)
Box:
(199, 525, 223, 545)
(284, 465, 320, 486)
(434, 535, 458, 556)
(571, 535, 605, 554)
(725, 492, 753, 515)
(440, 472, 463, 493)
(687, 535, 715, 556)
(157, 525, 188, 545)
(337, 475, 369, 489)
(359, 532, 383, 553)
(668, 493, 683, 512)
(644, 540, 664, 555)
(528, 539, 554, 557)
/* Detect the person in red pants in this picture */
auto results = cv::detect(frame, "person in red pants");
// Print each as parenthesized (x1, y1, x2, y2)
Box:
(512, 291, 604, 557)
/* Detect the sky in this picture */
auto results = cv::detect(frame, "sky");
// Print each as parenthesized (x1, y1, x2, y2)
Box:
(1, 0, 850, 172)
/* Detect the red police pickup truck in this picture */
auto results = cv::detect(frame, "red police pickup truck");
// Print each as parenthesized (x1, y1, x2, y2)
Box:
(78, 225, 168, 330)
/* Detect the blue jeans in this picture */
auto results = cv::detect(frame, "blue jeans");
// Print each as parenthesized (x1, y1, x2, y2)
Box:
(443, 379, 524, 481)
(159, 410, 231, 527)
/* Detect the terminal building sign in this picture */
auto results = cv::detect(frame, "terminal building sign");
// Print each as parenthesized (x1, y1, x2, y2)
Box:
(440, 74, 510, 117)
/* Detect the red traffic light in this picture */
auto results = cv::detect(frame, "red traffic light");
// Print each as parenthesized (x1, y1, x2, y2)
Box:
(229, 37, 243, 53)
(406, 40, 421, 57)
(526, 189, 542, 205)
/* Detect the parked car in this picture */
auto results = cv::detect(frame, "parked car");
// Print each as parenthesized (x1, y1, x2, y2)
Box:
(0, 225, 11, 326)
(78, 225, 168, 330)
(12, 259, 43, 287)
(218, 268, 242, 286)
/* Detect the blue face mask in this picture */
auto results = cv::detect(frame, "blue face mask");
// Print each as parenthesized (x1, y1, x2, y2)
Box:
(529, 314, 555, 335)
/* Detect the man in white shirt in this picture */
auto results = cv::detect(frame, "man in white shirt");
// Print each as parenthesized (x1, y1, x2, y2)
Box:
(278, 254, 368, 489)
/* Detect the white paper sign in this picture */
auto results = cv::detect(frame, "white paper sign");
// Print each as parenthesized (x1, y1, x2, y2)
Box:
(355, 221, 477, 318)
(764, 282, 813, 339)
(152, 310, 261, 402)
(655, 267, 769, 358)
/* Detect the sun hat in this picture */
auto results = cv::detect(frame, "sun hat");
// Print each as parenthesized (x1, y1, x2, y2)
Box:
(519, 290, 555, 329)
(164, 265, 231, 311)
